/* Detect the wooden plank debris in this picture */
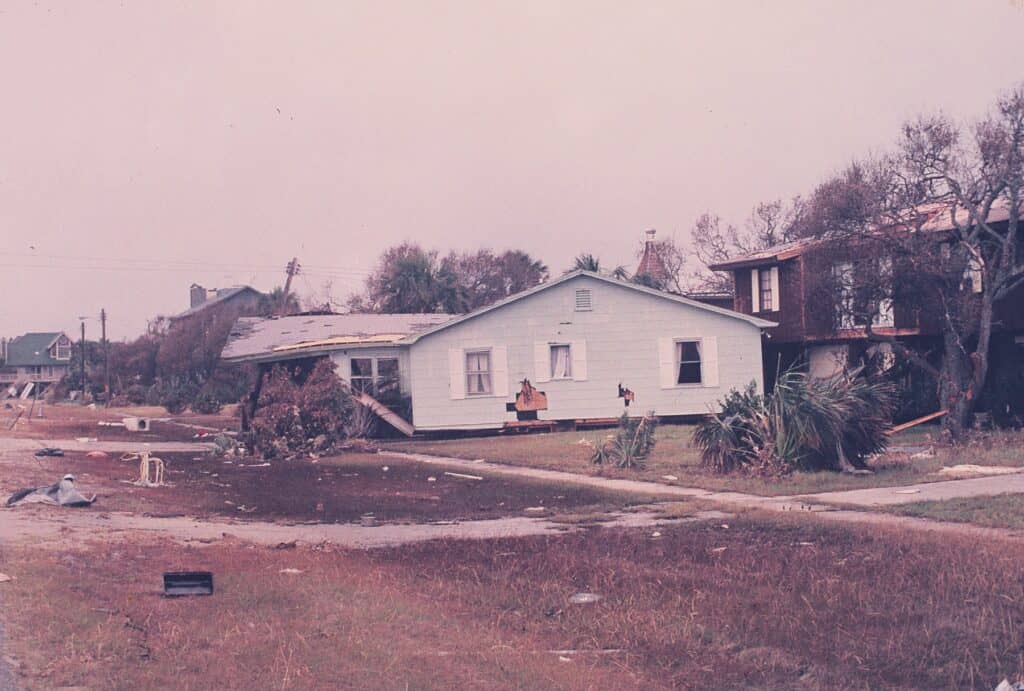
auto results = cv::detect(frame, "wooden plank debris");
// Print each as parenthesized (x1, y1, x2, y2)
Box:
(357, 391, 415, 437)
(886, 409, 947, 436)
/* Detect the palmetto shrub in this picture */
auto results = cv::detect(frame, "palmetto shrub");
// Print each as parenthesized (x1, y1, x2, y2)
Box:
(590, 411, 657, 468)
(693, 367, 895, 475)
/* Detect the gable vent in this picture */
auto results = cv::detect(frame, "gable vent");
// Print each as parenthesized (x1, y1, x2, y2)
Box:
(574, 289, 592, 312)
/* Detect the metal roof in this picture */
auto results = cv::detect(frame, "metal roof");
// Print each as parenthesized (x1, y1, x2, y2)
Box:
(4, 332, 70, 367)
(221, 313, 454, 363)
(709, 200, 1015, 270)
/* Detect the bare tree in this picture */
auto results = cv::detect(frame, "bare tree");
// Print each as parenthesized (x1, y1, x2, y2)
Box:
(689, 201, 795, 291)
(820, 85, 1024, 440)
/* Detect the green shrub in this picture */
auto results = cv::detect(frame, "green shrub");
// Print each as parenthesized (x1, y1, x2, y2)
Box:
(590, 411, 657, 468)
(693, 367, 895, 476)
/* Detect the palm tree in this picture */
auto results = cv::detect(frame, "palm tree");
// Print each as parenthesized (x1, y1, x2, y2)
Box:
(572, 253, 630, 280)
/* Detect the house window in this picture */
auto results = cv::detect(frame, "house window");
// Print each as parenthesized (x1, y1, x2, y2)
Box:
(375, 358, 400, 400)
(550, 344, 572, 379)
(466, 350, 492, 395)
(833, 262, 856, 329)
(676, 341, 702, 384)
(759, 269, 773, 312)
(575, 289, 592, 312)
(55, 338, 70, 360)
(350, 358, 374, 394)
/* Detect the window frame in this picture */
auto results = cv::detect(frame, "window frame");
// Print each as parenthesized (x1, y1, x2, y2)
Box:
(465, 349, 493, 396)
(674, 339, 703, 386)
(349, 357, 375, 395)
(758, 268, 773, 312)
(549, 343, 573, 380)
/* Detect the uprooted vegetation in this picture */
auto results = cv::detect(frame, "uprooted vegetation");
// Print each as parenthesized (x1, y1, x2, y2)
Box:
(693, 368, 896, 476)
(248, 359, 364, 459)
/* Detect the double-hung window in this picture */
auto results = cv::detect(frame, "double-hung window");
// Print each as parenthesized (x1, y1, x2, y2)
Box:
(676, 341, 702, 384)
(466, 350, 492, 395)
(549, 344, 572, 379)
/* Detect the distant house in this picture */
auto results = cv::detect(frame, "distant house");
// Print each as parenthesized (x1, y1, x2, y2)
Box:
(169, 284, 266, 324)
(221, 270, 774, 433)
(0, 332, 74, 392)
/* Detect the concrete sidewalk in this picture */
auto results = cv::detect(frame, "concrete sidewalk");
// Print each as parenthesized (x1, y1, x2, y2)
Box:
(382, 450, 1024, 513)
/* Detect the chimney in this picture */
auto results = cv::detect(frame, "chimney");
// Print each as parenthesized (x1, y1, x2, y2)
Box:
(190, 283, 208, 308)
(635, 228, 669, 286)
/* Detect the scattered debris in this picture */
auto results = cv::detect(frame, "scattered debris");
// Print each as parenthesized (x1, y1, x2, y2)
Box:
(275, 541, 297, 550)
(443, 471, 483, 481)
(894, 489, 921, 495)
(661, 475, 678, 481)
(86, 450, 109, 459)
(6, 475, 96, 508)
(98, 420, 126, 427)
(568, 592, 602, 604)
(360, 513, 376, 527)
(427, 476, 437, 482)
(75, 437, 97, 443)
(163, 571, 214, 597)
(524, 506, 546, 514)
(34, 447, 64, 457)
(0, 573, 12, 583)
(711, 546, 727, 553)
(123, 417, 151, 432)
(995, 680, 1024, 691)
(279, 568, 304, 575)
(650, 531, 662, 538)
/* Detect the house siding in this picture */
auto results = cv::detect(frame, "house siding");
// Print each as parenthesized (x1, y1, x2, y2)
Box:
(408, 275, 765, 430)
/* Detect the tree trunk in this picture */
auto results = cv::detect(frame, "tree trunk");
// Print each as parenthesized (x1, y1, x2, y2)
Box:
(940, 331, 975, 442)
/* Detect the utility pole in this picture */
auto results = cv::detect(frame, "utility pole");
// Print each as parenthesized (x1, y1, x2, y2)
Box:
(279, 257, 300, 316)
(79, 320, 86, 404)
(101, 308, 109, 406)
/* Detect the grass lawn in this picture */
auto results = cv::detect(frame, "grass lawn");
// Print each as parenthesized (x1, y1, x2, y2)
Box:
(2, 517, 1023, 689)
(387, 424, 1024, 496)
(883, 493, 1024, 530)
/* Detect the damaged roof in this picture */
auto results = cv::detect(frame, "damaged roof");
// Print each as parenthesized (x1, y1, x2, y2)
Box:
(709, 200, 1015, 270)
(221, 313, 454, 363)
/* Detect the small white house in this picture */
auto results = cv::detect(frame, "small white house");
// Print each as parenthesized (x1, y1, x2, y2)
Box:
(221, 271, 775, 432)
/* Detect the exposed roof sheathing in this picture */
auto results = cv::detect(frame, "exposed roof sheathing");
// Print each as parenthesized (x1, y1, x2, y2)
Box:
(221, 313, 454, 362)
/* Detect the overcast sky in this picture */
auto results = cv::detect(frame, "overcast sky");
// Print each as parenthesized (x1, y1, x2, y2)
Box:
(2, 1, 1023, 340)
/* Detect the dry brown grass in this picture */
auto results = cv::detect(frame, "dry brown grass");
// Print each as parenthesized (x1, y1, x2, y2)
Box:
(388, 424, 1024, 495)
(2, 516, 1023, 689)
(883, 493, 1024, 530)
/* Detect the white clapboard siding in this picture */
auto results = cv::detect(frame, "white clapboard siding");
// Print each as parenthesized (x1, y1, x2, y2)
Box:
(770, 266, 780, 312)
(750, 268, 760, 313)
(702, 336, 719, 387)
(658, 337, 676, 389)
(533, 342, 551, 383)
(448, 348, 465, 400)
(492, 346, 509, 398)
(570, 340, 587, 381)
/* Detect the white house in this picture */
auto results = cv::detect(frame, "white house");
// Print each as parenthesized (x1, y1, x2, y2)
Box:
(220, 271, 775, 433)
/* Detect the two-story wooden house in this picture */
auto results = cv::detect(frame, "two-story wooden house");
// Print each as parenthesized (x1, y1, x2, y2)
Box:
(0, 332, 74, 396)
(709, 208, 1024, 402)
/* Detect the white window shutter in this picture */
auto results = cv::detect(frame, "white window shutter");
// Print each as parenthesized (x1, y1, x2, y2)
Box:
(533, 342, 551, 383)
(658, 337, 675, 389)
(570, 340, 587, 381)
(770, 266, 780, 312)
(702, 336, 719, 387)
(492, 346, 509, 398)
(750, 269, 760, 313)
(448, 348, 465, 400)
